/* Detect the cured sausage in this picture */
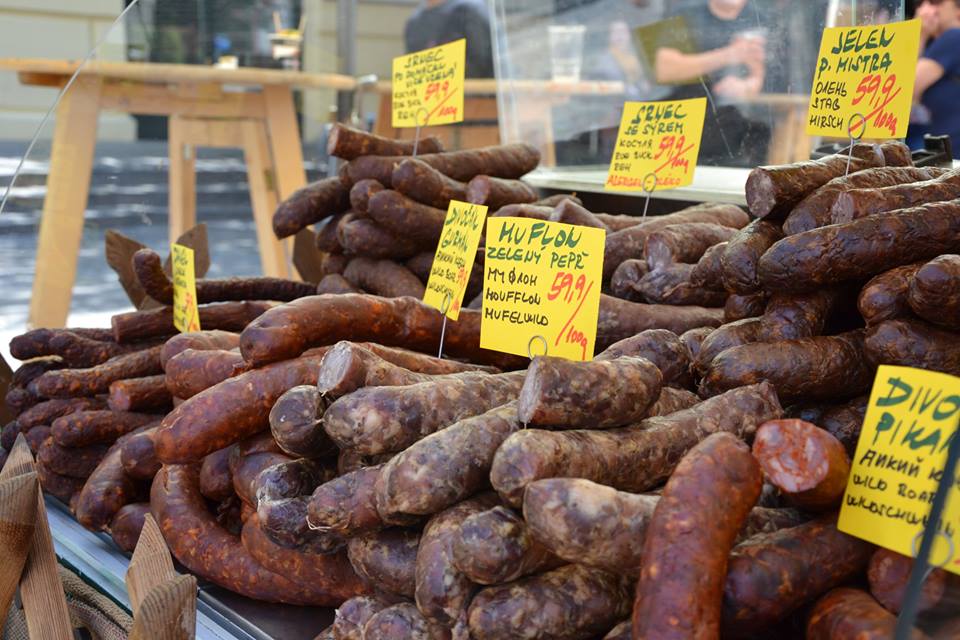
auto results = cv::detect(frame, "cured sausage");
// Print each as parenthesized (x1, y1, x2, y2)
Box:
(645, 223, 740, 270)
(466, 175, 538, 209)
(692, 318, 762, 377)
(349, 180, 386, 216)
(10, 328, 112, 360)
(199, 447, 234, 502)
(36, 463, 85, 504)
(333, 595, 391, 640)
(119, 426, 161, 481)
(75, 437, 147, 530)
(15, 397, 106, 430)
(132, 248, 315, 304)
(859, 263, 924, 326)
(11, 356, 66, 389)
(273, 176, 350, 239)
(745, 148, 886, 220)
(597, 295, 724, 349)
(908, 254, 960, 328)
(229, 439, 293, 507)
(700, 330, 873, 403)
(864, 318, 960, 376)
(307, 464, 393, 537)
(759, 200, 960, 292)
(25, 426, 52, 455)
(159, 330, 240, 368)
(269, 385, 334, 459)
(805, 588, 921, 640)
(722, 517, 873, 636)
(596, 328, 692, 389)
(316, 273, 360, 295)
(367, 190, 447, 245)
(111, 301, 275, 343)
(609, 259, 649, 301)
(375, 403, 519, 521)
(633, 433, 763, 640)
(109, 502, 149, 552)
(451, 506, 562, 585)
(752, 419, 850, 511)
(635, 263, 727, 307)
(868, 548, 946, 615)
(37, 438, 110, 478)
(415, 494, 499, 628)
(467, 564, 633, 640)
(155, 349, 328, 463)
(782, 166, 947, 235)
(517, 356, 661, 428)
(347, 528, 420, 598)
(725, 293, 767, 322)
(362, 603, 447, 640)
(490, 382, 780, 506)
(404, 251, 435, 283)
(51, 410, 156, 447)
(679, 327, 714, 364)
(151, 464, 362, 605)
(831, 170, 960, 224)
(647, 387, 701, 416)
(239, 293, 525, 369)
(327, 123, 443, 160)
(315, 212, 349, 253)
(323, 371, 525, 455)
(27, 332, 155, 369)
(320, 252, 350, 276)
(548, 199, 611, 231)
(720, 220, 784, 294)
(4, 387, 39, 415)
(490, 203, 553, 220)
(392, 158, 467, 209)
(880, 140, 913, 167)
(342, 257, 426, 298)
(690, 242, 729, 290)
(603, 204, 749, 279)
(344, 144, 539, 187)
(1, 421, 20, 451)
(107, 375, 172, 412)
(817, 396, 869, 457)
(164, 348, 245, 399)
(758, 288, 843, 342)
(33, 346, 163, 397)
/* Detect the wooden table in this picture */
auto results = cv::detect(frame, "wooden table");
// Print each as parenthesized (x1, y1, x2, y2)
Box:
(0, 58, 356, 329)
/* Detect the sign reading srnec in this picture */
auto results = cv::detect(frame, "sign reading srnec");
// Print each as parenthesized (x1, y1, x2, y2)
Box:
(392, 39, 466, 129)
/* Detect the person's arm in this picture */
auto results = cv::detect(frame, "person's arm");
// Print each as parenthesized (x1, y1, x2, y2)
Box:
(655, 35, 764, 84)
(914, 58, 945, 101)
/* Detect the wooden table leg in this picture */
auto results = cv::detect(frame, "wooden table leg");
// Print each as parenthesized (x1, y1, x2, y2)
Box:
(241, 120, 289, 278)
(27, 75, 102, 329)
(168, 114, 197, 246)
(262, 85, 307, 199)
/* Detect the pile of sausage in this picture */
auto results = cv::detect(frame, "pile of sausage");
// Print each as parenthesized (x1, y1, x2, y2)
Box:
(3, 131, 960, 638)
(274, 123, 552, 302)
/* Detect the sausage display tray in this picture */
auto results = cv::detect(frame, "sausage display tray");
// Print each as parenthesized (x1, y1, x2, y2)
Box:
(47, 497, 334, 640)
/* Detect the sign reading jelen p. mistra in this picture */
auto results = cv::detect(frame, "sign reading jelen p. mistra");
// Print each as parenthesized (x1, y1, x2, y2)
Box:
(392, 39, 466, 129)
(807, 19, 921, 139)
(481, 218, 605, 362)
(839, 366, 960, 576)
(423, 200, 486, 321)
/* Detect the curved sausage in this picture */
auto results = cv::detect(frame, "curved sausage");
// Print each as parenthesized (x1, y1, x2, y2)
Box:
(907, 254, 960, 328)
(864, 318, 960, 376)
(690, 241, 729, 290)
(199, 447, 234, 502)
(164, 348, 245, 399)
(679, 327, 715, 364)
(597, 328, 692, 389)
(758, 289, 843, 342)
(467, 176, 538, 209)
(724, 293, 767, 322)
(76, 437, 148, 530)
(327, 123, 442, 160)
(391, 158, 467, 209)
(858, 263, 924, 326)
(272, 176, 350, 239)
(347, 528, 420, 599)
(720, 220, 784, 294)
(692, 318, 762, 377)
(109, 502, 149, 553)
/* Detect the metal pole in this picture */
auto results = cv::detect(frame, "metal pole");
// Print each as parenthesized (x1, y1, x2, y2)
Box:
(336, 0, 357, 122)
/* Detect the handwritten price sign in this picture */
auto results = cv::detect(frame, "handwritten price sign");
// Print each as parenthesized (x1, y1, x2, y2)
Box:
(839, 366, 960, 576)
(423, 200, 487, 321)
(605, 98, 706, 192)
(172, 243, 201, 333)
(392, 39, 465, 129)
(481, 218, 605, 361)
(807, 19, 920, 139)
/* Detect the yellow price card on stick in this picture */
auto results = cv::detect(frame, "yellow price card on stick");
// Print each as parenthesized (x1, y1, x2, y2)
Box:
(423, 200, 487, 321)
(839, 366, 960, 576)
(807, 19, 921, 139)
(392, 39, 466, 129)
(605, 98, 707, 192)
(481, 218, 605, 362)
(172, 243, 201, 333)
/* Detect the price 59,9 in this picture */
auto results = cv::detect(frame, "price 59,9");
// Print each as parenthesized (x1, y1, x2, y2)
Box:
(548, 271, 588, 304)
(851, 73, 901, 136)
(653, 134, 694, 174)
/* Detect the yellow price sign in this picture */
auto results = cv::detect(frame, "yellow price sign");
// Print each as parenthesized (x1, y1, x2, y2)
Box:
(172, 243, 201, 333)
(481, 217, 605, 362)
(606, 98, 707, 192)
(423, 200, 487, 321)
(839, 365, 960, 575)
(392, 39, 465, 129)
(807, 19, 921, 139)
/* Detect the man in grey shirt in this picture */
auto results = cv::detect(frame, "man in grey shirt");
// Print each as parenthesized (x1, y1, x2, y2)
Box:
(404, 0, 494, 77)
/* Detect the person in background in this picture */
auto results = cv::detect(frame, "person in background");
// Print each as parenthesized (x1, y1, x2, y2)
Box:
(907, 0, 960, 156)
(404, 0, 494, 78)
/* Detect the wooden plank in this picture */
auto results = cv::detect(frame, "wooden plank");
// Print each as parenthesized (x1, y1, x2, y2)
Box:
(28, 74, 101, 329)
(126, 514, 176, 614)
(167, 115, 197, 247)
(242, 120, 289, 278)
(99, 81, 267, 119)
(0, 472, 38, 624)
(129, 574, 197, 640)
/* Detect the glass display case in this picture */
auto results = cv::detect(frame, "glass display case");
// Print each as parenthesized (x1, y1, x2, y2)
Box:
(489, 0, 906, 199)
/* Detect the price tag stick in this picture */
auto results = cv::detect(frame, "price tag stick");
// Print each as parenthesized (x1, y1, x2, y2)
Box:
(641, 173, 658, 219)
(437, 293, 451, 359)
(412, 107, 429, 157)
(845, 113, 866, 176)
(894, 431, 960, 639)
